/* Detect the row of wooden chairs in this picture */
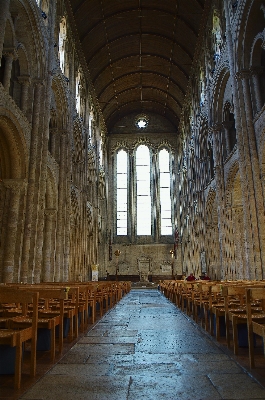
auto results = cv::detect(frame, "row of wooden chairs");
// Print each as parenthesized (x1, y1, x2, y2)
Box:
(0, 281, 130, 388)
(160, 279, 265, 369)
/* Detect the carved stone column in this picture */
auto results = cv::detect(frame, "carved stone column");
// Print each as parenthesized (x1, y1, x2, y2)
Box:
(210, 124, 225, 275)
(2, 50, 15, 91)
(43, 209, 57, 282)
(2, 179, 24, 282)
(250, 66, 264, 113)
(238, 70, 265, 279)
(17, 75, 31, 114)
(20, 81, 43, 283)
(55, 131, 67, 281)
(0, 0, 10, 63)
(223, 0, 257, 279)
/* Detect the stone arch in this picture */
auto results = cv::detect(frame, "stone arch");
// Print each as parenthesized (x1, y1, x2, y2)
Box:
(16, 44, 30, 77)
(3, 16, 16, 49)
(250, 33, 264, 67)
(211, 64, 231, 123)
(238, 1, 265, 69)
(0, 114, 28, 179)
(51, 75, 70, 123)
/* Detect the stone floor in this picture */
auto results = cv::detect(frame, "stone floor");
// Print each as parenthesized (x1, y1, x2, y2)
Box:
(3, 289, 265, 399)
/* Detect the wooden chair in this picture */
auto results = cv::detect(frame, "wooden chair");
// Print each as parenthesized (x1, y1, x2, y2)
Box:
(0, 289, 39, 389)
(223, 284, 265, 354)
(9, 287, 68, 360)
(246, 287, 265, 368)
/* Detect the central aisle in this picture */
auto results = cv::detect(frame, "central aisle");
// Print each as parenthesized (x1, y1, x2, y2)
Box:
(22, 289, 265, 400)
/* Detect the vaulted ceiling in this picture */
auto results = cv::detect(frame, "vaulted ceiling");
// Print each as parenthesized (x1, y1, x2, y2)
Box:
(69, 0, 206, 133)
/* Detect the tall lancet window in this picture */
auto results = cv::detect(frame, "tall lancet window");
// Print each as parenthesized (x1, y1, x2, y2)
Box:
(136, 145, 151, 235)
(159, 149, 172, 235)
(58, 17, 67, 73)
(116, 150, 128, 235)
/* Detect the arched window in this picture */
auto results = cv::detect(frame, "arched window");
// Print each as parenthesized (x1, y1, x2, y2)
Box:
(115, 144, 173, 240)
(136, 145, 151, 235)
(116, 150, 128, 235)
(59, 17, 67, 74)
(76, 70, 81, 115)
(199, 68, 205, 106)
(212, 13, 222, 59)
(159, 149, 172, 235)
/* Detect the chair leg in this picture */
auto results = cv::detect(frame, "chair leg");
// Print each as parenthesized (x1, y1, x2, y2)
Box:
(15, 336, 22, 389)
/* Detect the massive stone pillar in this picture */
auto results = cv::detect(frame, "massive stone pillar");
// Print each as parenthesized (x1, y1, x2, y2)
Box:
(238, 70, 265, 278)
(0, 0, 10, 64)
(43, 209, 57, 282)
(211, 125, 226, 279)
(55, 131, 68, 281)
(32, 0, 57, 283)
(2, 179, 24, 282)
(20, 81, 43, 283)
(223, 0, 257, 279)
(250, 67, 264, 113)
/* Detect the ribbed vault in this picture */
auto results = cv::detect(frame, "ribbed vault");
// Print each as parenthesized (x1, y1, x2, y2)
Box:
(69, 0, 206, 133)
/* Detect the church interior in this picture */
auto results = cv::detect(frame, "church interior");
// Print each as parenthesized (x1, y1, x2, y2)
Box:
(2, 0, 265, 397)
(0, 0, 265, 284)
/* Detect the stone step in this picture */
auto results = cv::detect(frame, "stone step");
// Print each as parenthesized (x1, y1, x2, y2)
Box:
(131, 281, 158, 289)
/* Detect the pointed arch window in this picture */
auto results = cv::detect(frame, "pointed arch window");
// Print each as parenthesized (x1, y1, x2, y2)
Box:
(159, 149, 172, 235)
(116, 150, 128, 235)
(136, 145, 151, 235)
(76, 70, 81, 115)
(59, 17, 67, 73)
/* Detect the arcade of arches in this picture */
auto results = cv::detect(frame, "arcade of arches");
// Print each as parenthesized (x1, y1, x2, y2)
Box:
(1, 0, 265, 284)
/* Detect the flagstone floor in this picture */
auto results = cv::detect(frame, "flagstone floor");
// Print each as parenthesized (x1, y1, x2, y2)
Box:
(2, 289, 265, 399)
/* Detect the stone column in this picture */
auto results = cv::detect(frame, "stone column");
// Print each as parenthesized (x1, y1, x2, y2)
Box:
(2, 50, 15, 91)
(211, 124, 225, 275)
(222, 121, 233, 155)
(55, 131, 67, 281)
(0, 0, 10, 64)
(2, 179, 24, 282)
(238, 70, 265, 278)
(33, 0, 58, 282)
(43, 209, 57, 282)
(17, 75, 31, 114)
(250, 66, 264, 113)
(20, 80, 43, 283)
(223, 0, 257, 279)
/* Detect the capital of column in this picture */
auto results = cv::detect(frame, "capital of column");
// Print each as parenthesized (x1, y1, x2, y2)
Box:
(2, 178, 26, 192)
(32, 78, 44, 88)
(250, 66, 264, 77)
(236, 69, 251, 81)
(17, 75, 31, 86)
(208, 123, 222, 135)
(3, 48, 18, 61)
(222, 121, 233, 130)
